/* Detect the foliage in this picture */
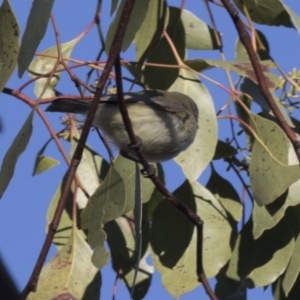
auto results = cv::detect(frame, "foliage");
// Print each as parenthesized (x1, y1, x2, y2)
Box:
(1, 0, 300, 299)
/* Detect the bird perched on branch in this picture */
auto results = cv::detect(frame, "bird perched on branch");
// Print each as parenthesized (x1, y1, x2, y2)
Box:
(46, 89, 198, 162)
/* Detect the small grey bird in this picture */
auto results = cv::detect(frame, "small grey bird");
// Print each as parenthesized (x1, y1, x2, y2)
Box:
(46, 90, 199, 162)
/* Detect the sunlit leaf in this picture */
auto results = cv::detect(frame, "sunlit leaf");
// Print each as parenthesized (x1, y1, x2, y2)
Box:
(18, 0, 54, 77)
(181, 9, 219, 50)
(111, 155, 154, 217)
(206, 166, 242, 223)
(27, 229, 100, 300)
(151, 180, 232, 298)
(185, 59, 279, 90)
(227, 218, 294, 287)
(71, 135, 109, 209)
(249, 114, 300, 205)
(32, 155, 59, 176)
(46, 177, 84, 249)
(28, 36, 80, 98)
(252, 179, 300, 239)
(81, 158, 125, 232)
(170, 69, 217, 181)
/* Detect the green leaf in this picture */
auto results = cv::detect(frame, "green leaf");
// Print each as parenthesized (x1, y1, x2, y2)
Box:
(170, 69, 217, 181)
(105, 0, 150, 53)
(110, 0, 120, 16)
(28, 36, 80, 98)
(181, 9, 219, 50)
(27, 229, 100, 300)
(151, 180, 232, 298)
(71, 136, 109, 209)
(111, 155, 155, 218)
(81, 158, 125, 233)
(0, 0, 19, 90)
(46, 177, 83, 249)
(252, 179, 300, 239)
(235, 30, 270, 61)
(143, 163, 165, 222)
(105, 216, 153, 299)
(233, 0, 293, 27)
(249, 114, 300, 206)
(241, 78, 294, 128)
(32, 155, 59, 176)
(134, 0, 168, 63)
(185, 59, 279, 90)
(227, 218, 294, 287)
(281, 2, 300, 34)
(282, 206, 300, 296)
(206, 166, 242, 223)
(213, 140, 237, 160)
(143, 6, 185, 90)
(18, 0, 54, 77)
(0, 111, 34, 199)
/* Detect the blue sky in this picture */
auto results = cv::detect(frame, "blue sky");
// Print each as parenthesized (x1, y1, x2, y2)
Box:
(1, 1, 300, 299)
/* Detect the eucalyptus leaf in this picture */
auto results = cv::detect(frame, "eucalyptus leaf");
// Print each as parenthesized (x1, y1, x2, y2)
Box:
(151, 180, 232, 298)
(105, 0, 150, 53)
(105, 216, 153, 299)
(281, 2, 300, 34)
(252, 179, 300, 239)
(27, 230, 100, 300)
(135, 0, 168, 63)
(185, 59, 279, 90)
(213, 140, 237, 160)
(18, 0, 54, 77)
(181, 9, 219, 50)
(0, 0, 19, 90)
(170, 69, 217, 181)
(282, 206, 300, 297)
(46, 177, 86, 249)
(112, 155, 154, 217)
(227, 218, 294, 287)
(235, 30, 270, 61)
(71, 135, 109, 209)
(0, 111, 34, 199)
(32, 155, 59, 176)
(233, 0, 293, 27)
(241, 78, 294, 128)
(28, 36, 80, 98)
(206, 166, 242, 223)
(110, 0, 120, 16)
(143, 6, 185, 90)
(249, 114, 300, 206)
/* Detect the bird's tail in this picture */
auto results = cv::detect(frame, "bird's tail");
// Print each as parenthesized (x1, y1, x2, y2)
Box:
(46, 99, 91, 114)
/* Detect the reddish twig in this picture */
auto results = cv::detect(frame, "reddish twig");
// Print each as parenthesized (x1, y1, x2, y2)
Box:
(220, 0, 300, 161)
(21, 0, 137, 297)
